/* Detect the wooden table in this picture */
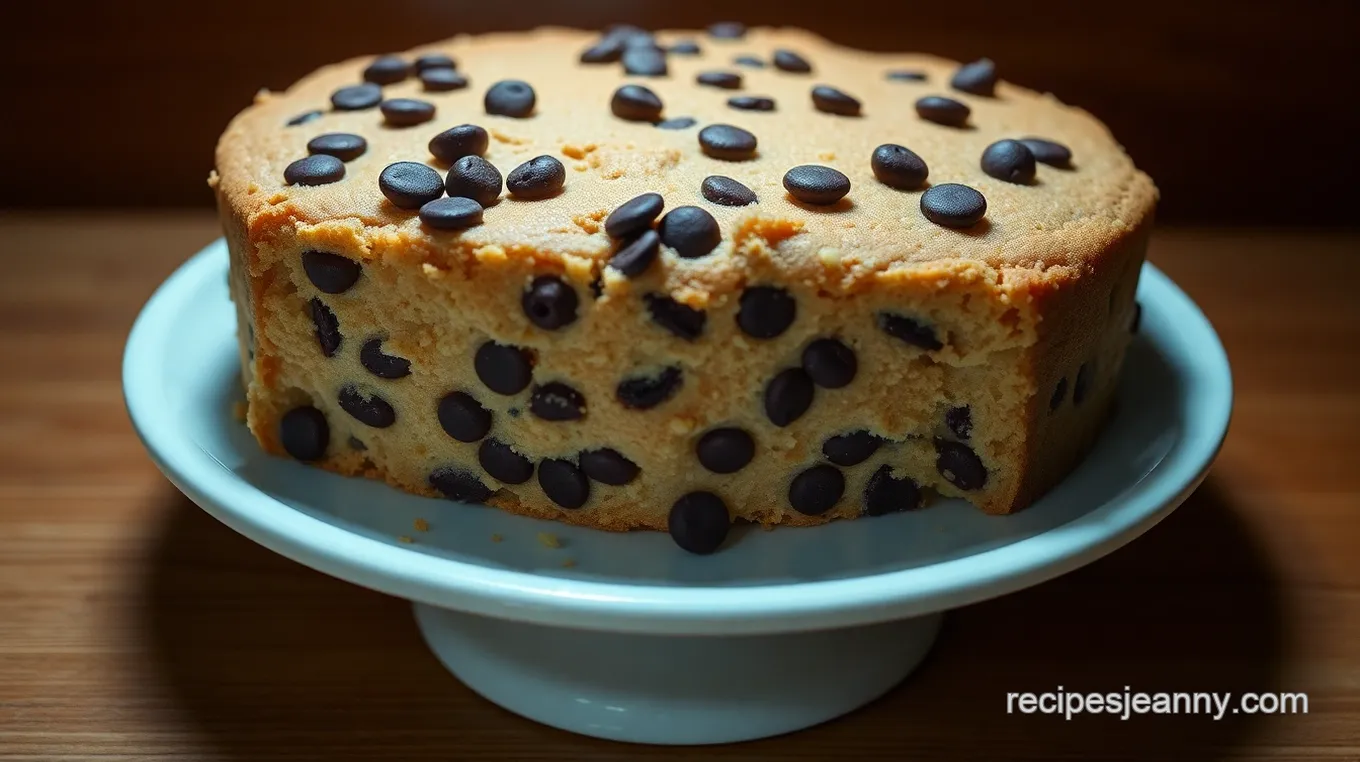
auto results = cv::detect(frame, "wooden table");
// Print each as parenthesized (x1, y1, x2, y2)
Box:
(1, 213, 1356, 761)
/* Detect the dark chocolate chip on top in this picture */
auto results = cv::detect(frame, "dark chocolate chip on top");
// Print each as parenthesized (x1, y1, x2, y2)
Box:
(783, 165, 851, 205)
(811, 85, 861, 116)
(608, 229, 661, 277)
(414, 53, 456, 72)
(669, 40, 702, 54)
(606, 193, 665, 239)
(286, 110, 323, 127)
(378, 161, 445, 209)
(733, 55, 765, 68)
(485, 80, 536, 118)
(707, 21, 746, 39)
(1019, 137, 1073, 168)
(421, 68, 468, 92)
(429, 124, 489, 164)
(886, 69, 927, 81)
(506, 155, 565, 199)
(920, 183, 987, 228)
(331, 84, 383, 111)
(951, 58, 998, 96)
(697, 71, 743, 89)
(611, 84, 664, 122)
(871, 144, 929, 190)
(284, 155, 345, 186)
(381, 98, 436, 127)
(307, 133, 367, 162)
(364, 55, 411, 85)
(728, 95, 776, 111)
(698, 124, 758, 161)
(419, 197, 483, 230)
(580, 36, 624, 64)
(445, 155, 502, 207)
(981, 139, 1037, 184)
(622, 45, 668, 76)
(657, 206, 722, 258)
(773, 49, 812, 73)
(915, 95, 970, 127)
(701, 175, 757, 206)
(656, 117, 697, 130)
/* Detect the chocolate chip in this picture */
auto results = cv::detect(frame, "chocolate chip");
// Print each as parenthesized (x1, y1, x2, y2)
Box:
(381, 98, 436, 127)
(530, 382, 586, 421)
(935, 438, 986, 490)
(701, 175, 757, 206)
(611, 84, 664, 122)
(697, 71, 742, 89)
(698, 124, 757, 161)
(338, 385, 396, 428)
(946, 405, 972, 439)
(475, 341, 533, 395)
(1050, 377, 1068, 411)
(789, 464, 844, 515)
(708, 22, 746, 39)
(669, 492, 730, 554)
(359, 338, 411, 379)
(669, 40, 702, 55)
(364, 55, 410, 85)
(1019, 137, 1073, 168)
(485, 80, 536, 118)
(284, 155, 344, 186)
(379, 161, 444, 209)
(429, 124, 489, 164)
(951, 58, 997, 96)
(802, 338, 856, 388)
(811, 85, 860, 116)
(445, 155, 502, 206)
(773, 49, 812, 73)
(415, 53, 456, 72)
(507, 155, 565, 199)
(607, 24, 653, 46)
(877, 312, 943, 351)
(539, 458, 590, 509)
(886, 70, 927, 81)
(429, 467, 492, 503)
(863, 465, 921, 515)
(737, 286, 796, 339)
(421, 68, 469, 92)
(617, 366, 683, 409)
(728, 95, 775, 111)
(920, 183, 987, 228)
(622, 46, 668, 76)
(580, 448, 639, 485)
(280, 406, 329, 461)
(309, 298, 341, 357)
(981, 139, 1036, 184)
(696, 428, 754, 473)
(658, 206, 721, 258)
(287, 110, 323, 126)
(656, 117, 697, 130)
(734, 55, 765, 68)
(608, 229, 660, 277)
(522, 275, 578, 330)
(823, 430, 881, 466)
(437, 391, 492, 442)
(644, 294, 706, 340)
(1074, 362, 1094, 405)
(331, 84, 383, 111)
(1131, 302, 1142, 333)
(419, 197, 483, 230)
(302, 251, 361, 294)
(606, 193, 665, 239)
(783, 165, 850, 205)
(580, 37, 624, 64)
(871, 144, 929, 190)
(765, 368, 814, 427)
(915, 95, 970, 127)
(307, 133, 367, 162)
(478, 439, 534, 484)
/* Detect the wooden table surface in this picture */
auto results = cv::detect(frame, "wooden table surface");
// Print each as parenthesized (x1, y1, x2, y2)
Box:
(0, 213, 1356, 761)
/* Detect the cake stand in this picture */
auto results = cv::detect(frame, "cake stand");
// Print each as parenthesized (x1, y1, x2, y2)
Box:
(124, 240, 1232, 745)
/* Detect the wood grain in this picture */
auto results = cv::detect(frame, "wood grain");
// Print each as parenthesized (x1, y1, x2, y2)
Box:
(0, 213, 1357, 760)
(3, 1, 1358, 224)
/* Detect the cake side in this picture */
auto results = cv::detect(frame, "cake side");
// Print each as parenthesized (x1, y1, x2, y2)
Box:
(213, 25, 1158, 544)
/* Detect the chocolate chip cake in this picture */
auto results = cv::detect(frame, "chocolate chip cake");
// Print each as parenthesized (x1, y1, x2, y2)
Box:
(213, 24, 1157, 554)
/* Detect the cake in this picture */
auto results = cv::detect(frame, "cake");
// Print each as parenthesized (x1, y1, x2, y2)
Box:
(212, 24, 1156, 554)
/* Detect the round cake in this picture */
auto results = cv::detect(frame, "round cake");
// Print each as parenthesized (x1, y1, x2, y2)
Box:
(212, 24, 1157, 554)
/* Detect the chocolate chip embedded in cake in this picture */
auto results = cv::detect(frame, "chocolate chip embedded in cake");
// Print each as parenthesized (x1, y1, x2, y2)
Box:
(215, 26, 1156, 552)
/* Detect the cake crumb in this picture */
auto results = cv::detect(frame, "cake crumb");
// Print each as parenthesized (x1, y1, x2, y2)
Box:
(536, 532, 561, 549)
(397, 535, 414, 544)
(413, 517, 430, 533)
(231, 401, 248, 423)
(561, 558, 577, 568)
(490, 533, 504, 543)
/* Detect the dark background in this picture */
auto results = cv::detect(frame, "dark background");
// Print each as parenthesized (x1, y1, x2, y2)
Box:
(4, 0, 1357, 225)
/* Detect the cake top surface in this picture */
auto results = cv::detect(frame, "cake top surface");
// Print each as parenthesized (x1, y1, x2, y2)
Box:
(215, 25, 1156, 295)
